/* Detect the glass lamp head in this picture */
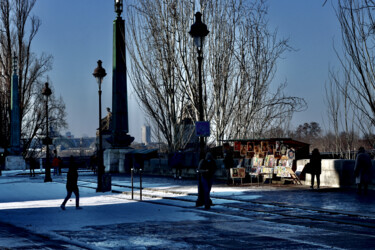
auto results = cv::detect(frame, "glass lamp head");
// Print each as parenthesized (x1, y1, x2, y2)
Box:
(93, 60, 107, 86)
(115, 0, 123, 16)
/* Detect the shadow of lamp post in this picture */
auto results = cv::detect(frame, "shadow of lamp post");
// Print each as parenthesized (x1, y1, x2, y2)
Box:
(42, 82, 52, 182)
(189, 12, 209, 160)
(93, 60, 107, 192)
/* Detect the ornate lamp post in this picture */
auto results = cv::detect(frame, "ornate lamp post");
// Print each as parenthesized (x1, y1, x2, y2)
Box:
(115, 0, 123, 15)
(93, 60, 107, 192)
(189, 12, 209, 159)
(42, 82, 52, 182)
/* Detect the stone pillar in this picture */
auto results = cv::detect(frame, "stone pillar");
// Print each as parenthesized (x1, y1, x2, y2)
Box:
(10, 54, 21, 154)
(112, 14, 134, 148)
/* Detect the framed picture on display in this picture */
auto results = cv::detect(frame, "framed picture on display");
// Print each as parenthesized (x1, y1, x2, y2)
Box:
(267, 145, 274, 155)
(287, 148, 295, 160)
(247, 142, 254, 152)
(261, 141, 268, 152)
(275, 141, 281, 152)
(234, 141, 241, 151)
(254, 144, 260, 153)
(246, 152, 254, 159)
(280, 144, 288, 155)
(240, 144, 247, 156)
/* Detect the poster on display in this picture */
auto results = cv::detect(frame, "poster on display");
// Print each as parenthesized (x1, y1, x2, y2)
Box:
(280, 144, 288, 155)
(252, 157, 263, 167)
(261, 141, 268, 152)
(246, 151, 254, 159)
(267, 144, 274, 155)
(240, 144, 247, 156)
(247, 142, 254, 152)
(275, 141, 281, 152)
(279, 159, 288, 167)
(231, 167, 246, 178)
(254, 143, 261, 153)
(234, 141, 241, 151)
(287, 148, 295, 160)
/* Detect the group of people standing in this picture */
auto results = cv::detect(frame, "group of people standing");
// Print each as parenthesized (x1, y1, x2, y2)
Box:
(308, 146, 373, 194)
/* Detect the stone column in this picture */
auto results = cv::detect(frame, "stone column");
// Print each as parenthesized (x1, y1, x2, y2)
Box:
(112, 14, 134, 148)
(10, 54, 20, 154)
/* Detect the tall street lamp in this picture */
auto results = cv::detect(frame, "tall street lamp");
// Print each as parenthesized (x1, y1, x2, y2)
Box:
(42, 82, 52, 182)
(189, 12, 209, 159)
(93, 60, 107, 192)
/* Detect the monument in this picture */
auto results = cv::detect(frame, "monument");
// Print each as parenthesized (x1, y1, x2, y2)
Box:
(10, 54, 21, 154)
(103, 0, 135, 173)
(6, 54, 25, 170)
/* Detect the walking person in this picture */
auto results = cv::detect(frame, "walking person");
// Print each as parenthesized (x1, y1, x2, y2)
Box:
(223, 143, 234, 185)
(28, 156, 37, 177)
(197, 152, 217, 210)
(354, 147, 372, 195)
(61, 156, 81, 210)
(171, 149, 184, 180)
(52, 155, 59, 176)
(310, 148, 322, 190)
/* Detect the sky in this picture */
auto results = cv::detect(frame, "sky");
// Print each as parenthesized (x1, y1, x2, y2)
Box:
(30, 0, 341, 142)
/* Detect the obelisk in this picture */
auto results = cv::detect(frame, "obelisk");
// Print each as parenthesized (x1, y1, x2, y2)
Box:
(112, 0, 134, 147)
(10, 54, 21, 154)
(103, 0, 134, 173)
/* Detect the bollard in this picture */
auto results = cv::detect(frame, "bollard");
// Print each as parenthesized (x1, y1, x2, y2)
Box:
(140, 168, 143, 201)
(131, 168, 134, 200)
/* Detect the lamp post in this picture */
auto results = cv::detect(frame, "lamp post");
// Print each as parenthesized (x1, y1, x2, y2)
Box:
(189, 12, 209, 160)
(115, 0, 123, 16)
(42, 82, 52, 182)
(93, 60, 107, 192)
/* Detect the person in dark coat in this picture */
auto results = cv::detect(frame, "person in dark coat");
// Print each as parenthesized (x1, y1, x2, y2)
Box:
(28, 156, 37, 177)
(197, 152, 217, 210)
(310, 148, 322, 190)
(354, 147, 372, 194)
(171, 150, 184, 180)
(223, 143, 234, 185)
(61, 156, 81, 210)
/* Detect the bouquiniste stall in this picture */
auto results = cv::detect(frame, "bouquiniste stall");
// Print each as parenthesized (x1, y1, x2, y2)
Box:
(223, 138, 309, 185)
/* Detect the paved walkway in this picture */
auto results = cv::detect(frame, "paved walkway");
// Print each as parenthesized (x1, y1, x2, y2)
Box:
(1, 172, 375, 249)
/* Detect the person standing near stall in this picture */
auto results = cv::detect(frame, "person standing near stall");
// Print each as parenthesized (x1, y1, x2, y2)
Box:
(197, 152, 217, 210)
(310, 148, 322, 190)
(354, 147, 372, 195)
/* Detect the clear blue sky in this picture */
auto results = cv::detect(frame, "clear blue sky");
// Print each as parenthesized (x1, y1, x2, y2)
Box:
(31, 0, 340, 141)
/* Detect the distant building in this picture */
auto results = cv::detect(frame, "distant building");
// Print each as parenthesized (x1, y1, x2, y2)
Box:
(142, 125, 151, 145)
(65, 132, 74, 139)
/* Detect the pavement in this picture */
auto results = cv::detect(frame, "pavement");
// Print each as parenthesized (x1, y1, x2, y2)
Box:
(1, 170, 375, 249)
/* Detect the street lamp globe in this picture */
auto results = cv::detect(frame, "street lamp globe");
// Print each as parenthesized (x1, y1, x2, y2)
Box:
(42, 82, 52, 98)
(115, 0, 123, 16)
(93, 60, 107, 87)
(189, 12, 209, 50)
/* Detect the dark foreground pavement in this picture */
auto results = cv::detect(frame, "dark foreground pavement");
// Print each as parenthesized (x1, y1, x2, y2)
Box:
(0, 222, 87, 249)
(1, 173, 375, 249)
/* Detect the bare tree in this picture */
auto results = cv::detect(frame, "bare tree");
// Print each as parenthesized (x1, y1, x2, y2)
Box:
(126, 0, 306, 152)
(333, 0, 375, 146)
(0, 0, 66, 152)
